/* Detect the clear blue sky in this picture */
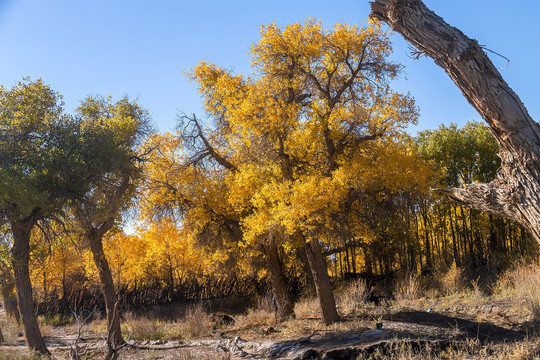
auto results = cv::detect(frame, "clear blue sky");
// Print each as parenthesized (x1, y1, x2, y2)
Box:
(0, 0, 538, 134)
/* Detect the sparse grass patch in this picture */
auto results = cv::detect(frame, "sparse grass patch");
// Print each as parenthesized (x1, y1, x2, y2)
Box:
(38, 312, 74, 327)
(0, 351, 46, 360)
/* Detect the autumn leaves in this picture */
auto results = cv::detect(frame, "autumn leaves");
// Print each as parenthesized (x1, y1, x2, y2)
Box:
(143, 20, 432, 323)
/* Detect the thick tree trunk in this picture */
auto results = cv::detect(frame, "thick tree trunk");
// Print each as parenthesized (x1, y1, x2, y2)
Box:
(0, 263, 20, 321)
(10, 217, 49, 354)
(304, 240, 340, 325)
(263, 243, 295, 321)
(370, 0, 540, 242)
(87, 228, 124, 348)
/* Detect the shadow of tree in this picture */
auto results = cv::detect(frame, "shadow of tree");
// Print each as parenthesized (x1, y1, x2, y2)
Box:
(384, 310, 525, 343)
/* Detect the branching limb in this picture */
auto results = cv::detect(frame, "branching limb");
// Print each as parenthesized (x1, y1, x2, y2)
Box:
(434, 181, 521, 223)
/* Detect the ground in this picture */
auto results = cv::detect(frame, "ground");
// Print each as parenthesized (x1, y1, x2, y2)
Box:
(2, 293, 540, 360)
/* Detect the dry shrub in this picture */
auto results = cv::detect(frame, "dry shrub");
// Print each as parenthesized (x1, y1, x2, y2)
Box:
(182, 302, 213, 339)
(338, 279, 372, 314)
(240, 308, 274, 326)
(239, 293, 275, 325)
(395, 273, 421, 303)
(439, 263, 467, 295)
(256, 292, 275, 313)
(496, 261, 540, 320)
(294, 297, 319, 319)
(122, 312, 180, 341)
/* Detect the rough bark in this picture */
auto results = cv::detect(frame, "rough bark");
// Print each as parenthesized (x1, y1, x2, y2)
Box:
(0, 263, 20, 321)
(10, 216, 49, 354)
(87, 223, 125, 348)
(263, 243, 296, 321)
(370, 0, 540, 242)
(304, 240, 340, 325)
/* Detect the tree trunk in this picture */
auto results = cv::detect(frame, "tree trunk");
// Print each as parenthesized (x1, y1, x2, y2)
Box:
(10, 217, 49, 354)
(448, 206, 460, 267)
(304, 240, 340, 325)
(296, 246, 317, 296)
(87, 228, 124, 348)
(263, 243, 295, 321)
(370, 0, 540, 242)
(0, 262, 20, 321)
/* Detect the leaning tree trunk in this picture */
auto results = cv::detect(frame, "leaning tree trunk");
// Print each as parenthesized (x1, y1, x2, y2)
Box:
(304, 239, 340, 325)
(370, 0, 540, 242)
(296, 246, 317, 296)
(263, 242, 296, 321)
(87, 226, 125, 348)
(10, 217, 49, 354)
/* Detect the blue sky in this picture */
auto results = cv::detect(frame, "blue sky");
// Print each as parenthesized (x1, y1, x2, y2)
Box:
(0, 1, 538, 134)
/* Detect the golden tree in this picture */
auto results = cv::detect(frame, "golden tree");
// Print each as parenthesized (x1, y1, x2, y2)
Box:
(145, 19, 420, 324)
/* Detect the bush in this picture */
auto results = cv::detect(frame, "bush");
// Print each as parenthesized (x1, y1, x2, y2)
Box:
(182, 302, 213, 338)
(395, 273, 421, 303)
(338, 279, 372, 314)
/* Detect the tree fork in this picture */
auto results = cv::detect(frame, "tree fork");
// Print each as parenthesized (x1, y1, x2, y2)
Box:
(370, 0, 540, 242)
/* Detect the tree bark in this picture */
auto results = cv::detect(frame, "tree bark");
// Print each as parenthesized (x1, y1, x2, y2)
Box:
(263, 243, 295, 321)
(296, 246, 316, 296)
(87, 225, 125, 348)
(370, 0, 540, 242)
(10, 217, 49, 354)
(304, 239, 340, 325)
(0, 262, 20, 321)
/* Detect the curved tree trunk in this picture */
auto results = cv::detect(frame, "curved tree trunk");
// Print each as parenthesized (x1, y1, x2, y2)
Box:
(304, 240, 340, 325)
(370, 0, 540, 242)
(87, 226, 125, 348)
(10, 217, 49, 354)
(263, 242, 296, 321)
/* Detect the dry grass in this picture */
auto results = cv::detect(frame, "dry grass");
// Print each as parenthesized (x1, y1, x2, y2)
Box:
(122, 312, 182, 341)
(181, 302, 213, 339)
(495, 261, 540, 320)
(0, 317, 22, 345)
(338, 279, 372, 314)
(121, 303, 215, 341)
(0, 351, 45, 360)
(394, 273, 422, 307)
(294, 297, 319, 319)
(239, 308, 274, 326)
(354, 338, 540, 360)
(439, 263, 467, 295)
(233, 293, 274, 327)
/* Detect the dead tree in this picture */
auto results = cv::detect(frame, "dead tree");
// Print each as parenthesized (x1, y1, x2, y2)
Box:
(370, 0, 540, 241)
